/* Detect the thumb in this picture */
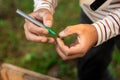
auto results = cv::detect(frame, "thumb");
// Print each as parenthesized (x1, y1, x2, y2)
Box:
(43, 13, 53, 27)
(59, 26, 76, 38)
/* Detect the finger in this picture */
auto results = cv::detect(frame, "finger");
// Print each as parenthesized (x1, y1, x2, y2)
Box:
(24, 23, 28, 30)
(57, 37, 84, 56)
(56, 46, 68, 60)
(56, 38, 69, 56)
(25, 29, 48, 43)
(56, 46, 85, 60)
(66, 53, 85, 60)
(25, 20, 48, 35)
(47, 37, 55, 43)
(25, 23, 55, 43)
(43, 13, 53, 27)
(68, 44, 82, 55)
(59, 26, 77, 38)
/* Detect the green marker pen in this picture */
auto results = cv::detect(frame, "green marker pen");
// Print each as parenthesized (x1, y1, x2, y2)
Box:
(16, 9, 56, 35)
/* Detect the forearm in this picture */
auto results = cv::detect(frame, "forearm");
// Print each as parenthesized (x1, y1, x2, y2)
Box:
(34, 0, 58, 14)
(93, 8, 120, 46)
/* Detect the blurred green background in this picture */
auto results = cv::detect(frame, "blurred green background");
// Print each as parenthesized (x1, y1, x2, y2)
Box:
(0, 0, 120, 80)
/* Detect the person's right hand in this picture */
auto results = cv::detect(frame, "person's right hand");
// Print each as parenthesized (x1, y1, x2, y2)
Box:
(24, 9, 55, 43)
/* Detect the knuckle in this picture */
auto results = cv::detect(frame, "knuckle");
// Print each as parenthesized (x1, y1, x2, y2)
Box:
(25, 33, 31, 41)
(25, 35, 31, 41)
(24, 24, 27, 30)
(24, 23, 28, 30)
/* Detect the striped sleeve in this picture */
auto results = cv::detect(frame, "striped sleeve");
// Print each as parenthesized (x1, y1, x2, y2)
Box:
(92, 9, 120, 46)
(34, 0, 58, 14)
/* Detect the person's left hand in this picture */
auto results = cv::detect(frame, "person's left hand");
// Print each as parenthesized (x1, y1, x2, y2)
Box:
(56, 24, 98, 60)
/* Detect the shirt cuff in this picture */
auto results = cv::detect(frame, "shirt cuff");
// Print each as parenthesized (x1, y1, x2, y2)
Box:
(92, 9, 120, 46)
(34, 0, 58, 14)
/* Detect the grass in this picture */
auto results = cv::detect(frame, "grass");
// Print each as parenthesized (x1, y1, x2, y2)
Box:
(0, 0, 120, 80)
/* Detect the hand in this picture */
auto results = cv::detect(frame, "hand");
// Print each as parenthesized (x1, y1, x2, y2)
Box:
(56, 24, 98, 60)
(24, 9, 55, 43)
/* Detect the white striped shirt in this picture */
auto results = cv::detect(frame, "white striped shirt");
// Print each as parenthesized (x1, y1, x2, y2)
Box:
(34, 0, 120, 46)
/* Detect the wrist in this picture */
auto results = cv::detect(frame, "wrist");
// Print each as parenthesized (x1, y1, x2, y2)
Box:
(92, 23, 102, 46)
